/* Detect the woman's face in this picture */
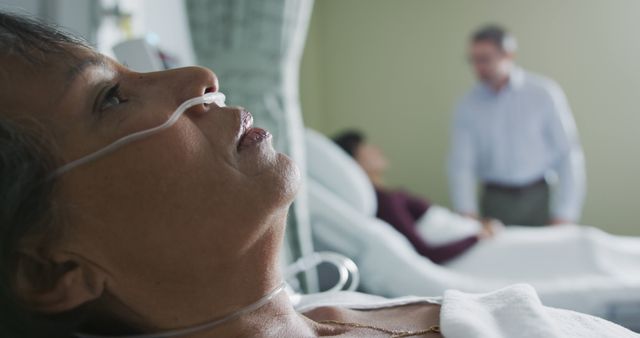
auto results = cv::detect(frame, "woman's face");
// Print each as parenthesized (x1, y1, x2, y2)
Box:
(355, 142, 389, 177)
(4, 45, 300, 316)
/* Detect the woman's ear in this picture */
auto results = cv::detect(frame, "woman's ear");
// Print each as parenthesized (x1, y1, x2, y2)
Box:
(13, 251, 107, 314)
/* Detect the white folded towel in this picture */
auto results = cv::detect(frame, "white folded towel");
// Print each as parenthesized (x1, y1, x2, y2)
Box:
(440, 284, 639, 338)
(415, 205, 483, 246)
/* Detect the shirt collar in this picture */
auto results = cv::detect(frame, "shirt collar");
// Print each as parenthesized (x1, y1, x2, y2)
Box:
(508, 66, 525, 89)
(477, 65, 524, 96)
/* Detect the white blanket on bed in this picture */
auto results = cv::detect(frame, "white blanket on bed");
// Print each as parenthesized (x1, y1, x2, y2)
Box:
(445, 224, 640, 281)
(295, 284, 638, 337)
(440, 284, 638, 337)
(415, 204, 484, 246)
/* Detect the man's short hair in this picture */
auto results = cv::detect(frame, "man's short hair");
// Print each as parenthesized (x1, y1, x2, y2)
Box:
(471, 24, 518, 53)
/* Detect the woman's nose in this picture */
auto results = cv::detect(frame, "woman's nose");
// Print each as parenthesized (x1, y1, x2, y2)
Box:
(170, 66, 220, 110)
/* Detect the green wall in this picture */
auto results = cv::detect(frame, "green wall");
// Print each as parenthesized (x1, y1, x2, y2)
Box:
(300, 0, 640, 236)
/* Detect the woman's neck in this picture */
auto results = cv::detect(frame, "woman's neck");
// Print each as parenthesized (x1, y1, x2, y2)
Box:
(102, 212, 347, 337)
(183, 291, 319, 338)
(368, 172, 385, 188)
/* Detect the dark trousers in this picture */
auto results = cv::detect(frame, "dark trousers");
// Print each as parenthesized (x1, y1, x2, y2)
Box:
(481, 179, 550, 226)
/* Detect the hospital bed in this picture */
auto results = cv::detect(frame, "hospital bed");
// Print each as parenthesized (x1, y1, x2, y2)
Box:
(105, 1, 639, 328)
(304, 128, 640, 330)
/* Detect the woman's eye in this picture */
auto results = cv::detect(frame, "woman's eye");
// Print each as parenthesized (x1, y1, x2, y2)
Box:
(102, 95, 121, 110)
(99, 84, 125, 112)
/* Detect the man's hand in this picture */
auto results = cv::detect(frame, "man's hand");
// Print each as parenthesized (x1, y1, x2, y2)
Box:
(549, 218, 572, 226)
(478, 218, 504, 239)
(461, 212, 480, 220)
(458, 212, 504, 239)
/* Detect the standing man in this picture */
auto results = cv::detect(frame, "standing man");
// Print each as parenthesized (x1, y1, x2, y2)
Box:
(448, 25, 586, 226)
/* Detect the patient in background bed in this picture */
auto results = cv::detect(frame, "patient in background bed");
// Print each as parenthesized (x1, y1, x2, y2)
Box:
(332, 130, 640, 283)
(333, 130, 502, 264)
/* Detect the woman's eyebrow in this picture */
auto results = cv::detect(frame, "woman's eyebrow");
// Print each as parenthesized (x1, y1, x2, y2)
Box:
(65, 54, 110, 88)
(60, 53, 115, 112)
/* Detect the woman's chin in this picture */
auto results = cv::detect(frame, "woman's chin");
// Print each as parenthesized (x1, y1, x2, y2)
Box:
(236, 134, 278, 177)
(278, 152, 302, 203)
(236, 140, 301, 207)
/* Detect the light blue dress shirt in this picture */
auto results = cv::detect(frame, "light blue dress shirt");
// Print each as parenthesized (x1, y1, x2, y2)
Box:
(448, 67, 586, 222)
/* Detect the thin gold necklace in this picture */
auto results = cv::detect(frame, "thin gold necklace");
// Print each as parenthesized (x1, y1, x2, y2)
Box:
(318, 319, 441, 337)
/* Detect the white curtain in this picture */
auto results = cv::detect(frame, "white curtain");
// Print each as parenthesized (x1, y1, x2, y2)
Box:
(185, 0, 316, 291)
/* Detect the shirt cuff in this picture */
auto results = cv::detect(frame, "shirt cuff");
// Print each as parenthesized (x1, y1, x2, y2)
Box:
(551, 207, 580, 223)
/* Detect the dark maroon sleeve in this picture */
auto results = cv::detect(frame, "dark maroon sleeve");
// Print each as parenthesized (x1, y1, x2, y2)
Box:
(398, 190, 432, 220)
(375, 188, 479, 264)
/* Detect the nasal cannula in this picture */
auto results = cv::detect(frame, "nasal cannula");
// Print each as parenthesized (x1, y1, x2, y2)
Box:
(51, 92, 226, 178)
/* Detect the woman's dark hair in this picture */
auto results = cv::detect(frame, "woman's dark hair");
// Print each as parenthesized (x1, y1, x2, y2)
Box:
(332, 129, 365, 158)
(1, 11, 89, 338)
(0, 10, 86, 62)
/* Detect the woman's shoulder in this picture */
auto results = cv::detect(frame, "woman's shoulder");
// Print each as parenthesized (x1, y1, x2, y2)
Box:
(375, 187, 411, 201)
(293, 290, 442, 313)
(298, 291, 443, 337)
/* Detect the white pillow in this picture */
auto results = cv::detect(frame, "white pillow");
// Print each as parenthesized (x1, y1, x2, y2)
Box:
(304, 128, 377, 216)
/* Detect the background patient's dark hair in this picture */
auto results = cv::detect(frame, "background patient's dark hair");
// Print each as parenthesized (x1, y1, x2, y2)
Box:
(0, 11, 87, 338)
(333, 129, 365, 158)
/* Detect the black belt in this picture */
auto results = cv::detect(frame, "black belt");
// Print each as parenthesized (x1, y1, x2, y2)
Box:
(484, 178, 547, 194)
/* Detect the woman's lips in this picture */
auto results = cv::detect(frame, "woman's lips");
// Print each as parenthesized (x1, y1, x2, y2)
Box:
(240, 110, 253, 133)
(236, 110, 271, 150)
(238, 127, 272, 150)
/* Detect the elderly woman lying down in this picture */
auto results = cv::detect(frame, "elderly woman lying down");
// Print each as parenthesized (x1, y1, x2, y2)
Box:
(0, 12, 636, 338)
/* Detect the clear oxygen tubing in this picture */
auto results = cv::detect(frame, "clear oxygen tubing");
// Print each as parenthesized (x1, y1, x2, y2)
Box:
(74, 281, 287, 338)
(74, 252, 359, 338)
(284, 251, 360, 293)
(51, 92, 226, 178)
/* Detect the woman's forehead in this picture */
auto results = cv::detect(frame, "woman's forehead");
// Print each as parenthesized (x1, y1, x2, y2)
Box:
(64, 48, 111, 85)
(0, 46, 103, 119)
(0, 56, 57, 117)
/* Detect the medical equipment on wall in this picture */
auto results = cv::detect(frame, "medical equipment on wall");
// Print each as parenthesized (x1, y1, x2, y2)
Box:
(113, 37, 166, 72)
(75, 252, 358, 338)
(52, 92, 226, 177)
